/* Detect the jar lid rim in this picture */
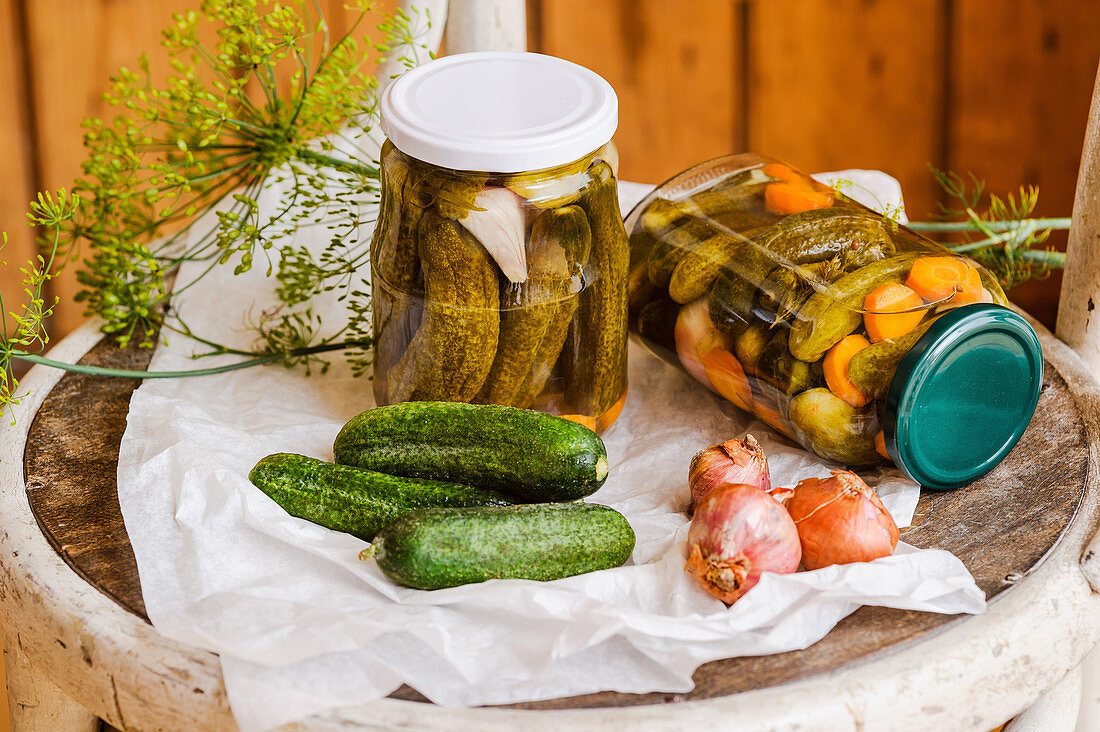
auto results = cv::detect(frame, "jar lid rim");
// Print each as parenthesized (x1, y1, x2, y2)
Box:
(381, 52, 618, 173)
(883, 304, 1044, 490)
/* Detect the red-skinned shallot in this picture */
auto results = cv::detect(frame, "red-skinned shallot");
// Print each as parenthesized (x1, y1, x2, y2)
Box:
(689, 434, 771, 510)
(785, 470, 899, 570)
(685, 483, 801, 604)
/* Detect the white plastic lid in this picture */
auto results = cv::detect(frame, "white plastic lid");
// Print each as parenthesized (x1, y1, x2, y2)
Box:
(380, 51, 618, 173)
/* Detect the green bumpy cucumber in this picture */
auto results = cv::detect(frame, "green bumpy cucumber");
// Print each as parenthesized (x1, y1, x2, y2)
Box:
(668, 232, 749, 304)
(364, 503, 635, 590)
(788, 388, 884, 466)
(709, 211, 895, 338)
(787, 252, 922, 362)
(847, 318, 936, 400)
(565, 163, 630, 417)
(372, 145, 422, 378)
(752, 208, 894, 266)
(386, 210, 500, 403)
(249, 453, 515, 541)
(756, 330, 823, 396)
(333, 402, 610, 501)
(488, 205, 594, 407)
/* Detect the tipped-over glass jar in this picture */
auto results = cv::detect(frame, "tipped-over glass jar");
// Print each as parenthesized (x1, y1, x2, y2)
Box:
(372, 52, 630, 432)
(627, 154, 1043, 489)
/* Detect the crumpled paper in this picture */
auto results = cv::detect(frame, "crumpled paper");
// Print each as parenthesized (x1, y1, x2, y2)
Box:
(116, 172, 984, 732)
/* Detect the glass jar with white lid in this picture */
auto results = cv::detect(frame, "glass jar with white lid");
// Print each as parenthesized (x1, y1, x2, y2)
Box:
(372, 52, 629, 432)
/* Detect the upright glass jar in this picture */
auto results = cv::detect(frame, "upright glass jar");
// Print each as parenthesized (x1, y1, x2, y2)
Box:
(627, 154, 1044, 489)
(372, 52, 629, 432)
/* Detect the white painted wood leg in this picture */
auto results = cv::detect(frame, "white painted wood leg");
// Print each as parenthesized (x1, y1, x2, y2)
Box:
(4, 630, 99, 732)
(445, 0, 526, 53)
(1005, 665, 1082, 732)
(1075, 643, 1100, 731)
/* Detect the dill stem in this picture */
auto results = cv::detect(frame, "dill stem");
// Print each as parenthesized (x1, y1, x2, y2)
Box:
(908, 217, 1072, 233)
(294, 147, 378, 177)
(9, 338, 372, 380)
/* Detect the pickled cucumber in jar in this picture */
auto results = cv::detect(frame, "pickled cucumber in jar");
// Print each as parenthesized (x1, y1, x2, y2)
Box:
(626, 153, 1042, 490)
(372, 53, 629, 432)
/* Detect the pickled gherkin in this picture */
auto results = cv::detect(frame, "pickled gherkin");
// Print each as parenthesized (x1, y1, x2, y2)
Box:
(478, 206, 592, 406)
(564, 162, 630, 417)
(625, 153, 1028, 476)
(386, 211, 500, 403)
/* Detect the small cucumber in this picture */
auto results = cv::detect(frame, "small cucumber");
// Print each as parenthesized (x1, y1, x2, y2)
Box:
(756, 330, 823, 396)
(788, 252, 922, 362)
(753, 208, 894, 265)
(249, 453, 515, 541)
(333, 402, 609, 502)
(364, 503, 635, 590)
(847, 319, 936, 400)
(668, 232, 749, 304)
(787, 388, 884, 466)
(564, 162, 630, 418)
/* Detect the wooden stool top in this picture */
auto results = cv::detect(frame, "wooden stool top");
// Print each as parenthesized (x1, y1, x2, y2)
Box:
(18, 328, 1090, 711)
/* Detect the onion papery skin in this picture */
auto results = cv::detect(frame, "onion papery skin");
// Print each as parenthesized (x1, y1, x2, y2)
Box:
(689, 434, 772, 511)
(768, 486, 794, 505)
(685, 483, 801, 604)
(786, 470, 900, 570)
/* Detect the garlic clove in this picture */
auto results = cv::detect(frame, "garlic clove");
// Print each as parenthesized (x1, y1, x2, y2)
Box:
(459, 186, 528, 282)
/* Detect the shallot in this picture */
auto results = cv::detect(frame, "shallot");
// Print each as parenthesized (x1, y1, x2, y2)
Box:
(785, 470, 899, 570)
(685, 483, 801, 604)
(689, 434, 771, 510)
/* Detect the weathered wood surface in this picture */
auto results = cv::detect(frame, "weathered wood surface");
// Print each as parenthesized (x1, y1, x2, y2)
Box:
(2, 629, 99, 732)
(2, 320, 1099, 730)
(1057, 63, 1100, 375)
(21, 331, 1088, 709)
(0, 0, 38, 340)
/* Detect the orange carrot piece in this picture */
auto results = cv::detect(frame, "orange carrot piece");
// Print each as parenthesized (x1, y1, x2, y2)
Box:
(874, 430, 891, 460)
(702, 347, 753, 411)
(765, 182, 834, 215)
(948, 286, 994, 307)
(762, 163, 799, 183)
(596, 389, 628, 432)
(559, 414, 598, 431)
(824, 334, 872, 407)
(752, 400, 794, 440)
(905, 256, 983, 303)
(863, 283, 926, 342)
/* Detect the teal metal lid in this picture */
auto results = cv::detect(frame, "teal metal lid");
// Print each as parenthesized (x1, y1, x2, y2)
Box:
(883, 304, 1043, 490)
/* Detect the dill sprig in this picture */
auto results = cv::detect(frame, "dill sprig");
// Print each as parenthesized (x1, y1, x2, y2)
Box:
(907, 167, 1069, 289)
(1, 0, 433, 419)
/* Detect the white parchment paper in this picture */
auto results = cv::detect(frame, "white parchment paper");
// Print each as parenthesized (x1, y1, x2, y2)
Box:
(117, 173, 984, 732)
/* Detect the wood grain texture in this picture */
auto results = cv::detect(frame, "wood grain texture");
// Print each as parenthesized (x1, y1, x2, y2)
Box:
(23, 333, 156, 621)
(0, 0, 38, 340)
(949, 0, 1100, 330)
(20, 0, 198, 336)
(747, 0, 947, 224)
(1057, 63, 1100, 392)
(21, 341, 1086, 709)
(535, 0, 741, 185)
(5, 0, 1100, 344)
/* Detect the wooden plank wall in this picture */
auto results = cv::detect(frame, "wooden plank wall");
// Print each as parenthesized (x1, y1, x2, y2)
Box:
(534, 0, 1100, 329)
(1, 0, 1098, 333)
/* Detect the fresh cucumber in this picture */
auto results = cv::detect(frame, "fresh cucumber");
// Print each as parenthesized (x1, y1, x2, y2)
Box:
(363, 503, 635, 589)
(249, 453, 515, 541)
(333, 402, 609, 501)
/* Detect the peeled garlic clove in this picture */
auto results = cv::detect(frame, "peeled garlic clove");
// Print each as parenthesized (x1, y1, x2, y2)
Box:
(459, 186, 528, 282)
